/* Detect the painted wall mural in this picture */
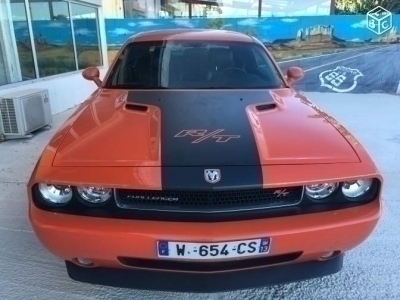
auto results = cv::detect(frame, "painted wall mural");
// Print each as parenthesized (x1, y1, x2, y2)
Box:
(12, 15, 400, 94)
(103, 16, 400, 94)
(12, 19, 101, 79)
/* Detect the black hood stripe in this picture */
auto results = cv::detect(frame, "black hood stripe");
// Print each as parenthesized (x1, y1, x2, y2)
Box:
(128, 90, 273, 190)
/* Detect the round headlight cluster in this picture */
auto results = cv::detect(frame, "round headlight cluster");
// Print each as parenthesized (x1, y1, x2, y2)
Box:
(37, 183, 113, 207)
(38, 183, 73, 206)
(305, 178, 375, 203)
(305, 182, 338, 201)
(342, 178, 373, 200)
(76, 186, 112, 206)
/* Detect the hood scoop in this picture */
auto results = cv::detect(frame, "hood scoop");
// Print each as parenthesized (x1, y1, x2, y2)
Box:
(256, 103, 276, 111)
(125, 103, 148, 112)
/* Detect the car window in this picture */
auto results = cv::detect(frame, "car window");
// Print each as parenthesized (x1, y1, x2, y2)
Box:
(252, 48, 266, 67)
(105, 40, 285, 90)
(251, 47, 283, 81)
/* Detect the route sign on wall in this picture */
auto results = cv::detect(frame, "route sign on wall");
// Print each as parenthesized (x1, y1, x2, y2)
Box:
(319, 66, 364, 93)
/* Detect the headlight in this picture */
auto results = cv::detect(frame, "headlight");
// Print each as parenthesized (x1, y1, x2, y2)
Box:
(342, 178, 373, 200)
(305, 182, 338, 201)
(38, 183, 73, 206)
(76, 186, 112, 206)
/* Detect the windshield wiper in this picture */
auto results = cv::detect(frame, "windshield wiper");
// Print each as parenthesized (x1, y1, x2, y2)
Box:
(107, 84, 168, 89)
(194, 86, 236, 89)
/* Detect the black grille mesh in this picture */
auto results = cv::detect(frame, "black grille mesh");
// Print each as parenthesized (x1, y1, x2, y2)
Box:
(115, 187, 303, 212)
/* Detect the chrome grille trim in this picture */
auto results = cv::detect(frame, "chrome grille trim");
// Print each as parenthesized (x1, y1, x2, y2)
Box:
(114, 186, 305, 213)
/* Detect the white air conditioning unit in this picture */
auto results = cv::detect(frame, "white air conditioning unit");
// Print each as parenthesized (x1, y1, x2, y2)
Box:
(0, 88, 52, 140)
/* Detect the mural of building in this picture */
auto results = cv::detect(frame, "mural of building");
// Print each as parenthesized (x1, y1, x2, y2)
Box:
(307, 24, 334, 41)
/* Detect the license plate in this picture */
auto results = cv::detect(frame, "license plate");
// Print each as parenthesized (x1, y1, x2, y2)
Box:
(157, 237, 271, 260)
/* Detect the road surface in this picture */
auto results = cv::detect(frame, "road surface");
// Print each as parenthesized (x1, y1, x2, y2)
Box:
(1, 92, 400, 299)
(277, 44, 400, 94)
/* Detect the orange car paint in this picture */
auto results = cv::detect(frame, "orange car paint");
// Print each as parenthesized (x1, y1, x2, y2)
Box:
(51, 88, 360, 168)
(29, 199, 380, 268)
(27, 29, 382, 289)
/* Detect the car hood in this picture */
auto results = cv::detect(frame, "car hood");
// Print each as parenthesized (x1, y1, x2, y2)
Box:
(53, 89, 360, 167)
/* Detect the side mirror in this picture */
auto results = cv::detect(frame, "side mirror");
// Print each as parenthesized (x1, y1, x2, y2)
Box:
(82, 66, 102, 87)
(286, 67, 304, 84)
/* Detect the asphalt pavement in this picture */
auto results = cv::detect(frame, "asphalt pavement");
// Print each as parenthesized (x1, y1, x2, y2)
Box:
(1, 92, 400, 299)
(278, 44, 400, 94)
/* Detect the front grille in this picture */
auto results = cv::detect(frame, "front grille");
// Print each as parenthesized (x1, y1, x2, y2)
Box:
(118, 252, 303, 272)
(115, 187, 304, 213)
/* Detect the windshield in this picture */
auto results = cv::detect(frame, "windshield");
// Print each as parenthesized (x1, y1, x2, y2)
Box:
(105, 40, 286, 89)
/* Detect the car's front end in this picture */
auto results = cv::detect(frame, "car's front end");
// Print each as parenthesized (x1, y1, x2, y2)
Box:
(27, 91, 382, 292)
(28, 163, 381, 292)
(28, 29, 383, 292)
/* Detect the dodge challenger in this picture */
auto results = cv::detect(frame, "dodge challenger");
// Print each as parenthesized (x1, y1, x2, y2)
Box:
(28, 29, 383, 292)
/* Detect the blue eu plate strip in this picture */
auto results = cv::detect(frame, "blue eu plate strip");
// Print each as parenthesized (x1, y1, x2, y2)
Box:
(158, 240, 170, 256)
(259, 238, 271, 253)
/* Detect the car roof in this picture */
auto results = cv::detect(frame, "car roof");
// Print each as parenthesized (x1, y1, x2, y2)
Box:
(127, 29, 256, 44)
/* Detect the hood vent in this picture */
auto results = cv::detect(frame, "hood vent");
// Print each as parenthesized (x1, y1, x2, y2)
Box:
(256, 103, 276, 111)
(125, 104, 148, 112)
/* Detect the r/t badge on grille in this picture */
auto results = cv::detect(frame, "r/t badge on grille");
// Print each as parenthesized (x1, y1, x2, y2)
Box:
(204, 169, 221, 184)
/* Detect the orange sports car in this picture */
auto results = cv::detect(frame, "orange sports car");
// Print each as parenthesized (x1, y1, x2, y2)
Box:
(28, 29, 382, 292)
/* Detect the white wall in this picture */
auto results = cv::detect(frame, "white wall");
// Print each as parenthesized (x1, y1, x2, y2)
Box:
(102, 0, 124, 18)
(0, 67, 108, 115)
(77, 0, 103, 6)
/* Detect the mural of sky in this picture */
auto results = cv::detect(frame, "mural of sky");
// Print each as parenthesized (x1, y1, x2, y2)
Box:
(12, 19, 99, 46)
(11, 15, 400, 47)
(105, 16, 400, 46)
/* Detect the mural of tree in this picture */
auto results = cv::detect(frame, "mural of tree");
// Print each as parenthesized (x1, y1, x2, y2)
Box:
(67, 40, 84, 58)
(205, 18, 224, 29)
(335, 0, 400, 14)
(53, 14, 68, 20)
(202, 4, 222, 17)
(242, 27, 258, 38)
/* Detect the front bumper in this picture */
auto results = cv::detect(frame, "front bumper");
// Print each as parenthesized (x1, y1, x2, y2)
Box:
(66, 253, 344, 292)
(29, 199, 380, 292)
